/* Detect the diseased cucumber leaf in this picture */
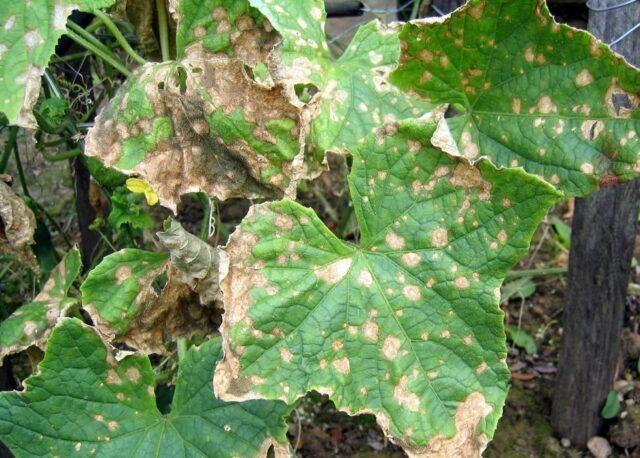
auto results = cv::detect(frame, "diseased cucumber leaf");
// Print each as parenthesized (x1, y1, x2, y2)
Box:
(0, 176, 37, 269)
(248, 0, 433, 155)
(0, 248, 81, 361)
(391, 0, 640, 197)
(85, 57, 303, 212)
(80, 248, 216, 353)
(0, 318, 292, 457)
(215, 114, 562, 455)
(171, 0, 277, 67)
(0, 0, 115, 128)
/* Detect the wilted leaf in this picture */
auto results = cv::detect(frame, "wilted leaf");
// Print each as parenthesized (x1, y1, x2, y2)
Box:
(86, 57, 303, 212)
(171, 0, 277, 67)
(505, 325, 537, 356)
(0, 248, 81, 362)
(80, 249, 216, 353)
(0, 0, 115, 128)
(249, 0, 432, 155)
(0, 318, 292, 457)
(392, 0, 640, 197)
(0, 175, 37, 269)
(215, 115, 562, 455)
(158, 219, 223, 305)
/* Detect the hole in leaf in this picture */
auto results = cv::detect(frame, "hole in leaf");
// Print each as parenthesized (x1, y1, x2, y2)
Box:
(155, 383, 175, 414)
(295, 83, 319, 104)
(157, 81, 165, 90)
(151, 272, 168, 295)
(174, 66, 188, 95)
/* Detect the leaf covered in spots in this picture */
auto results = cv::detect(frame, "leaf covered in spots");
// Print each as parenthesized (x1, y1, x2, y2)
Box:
(85, 57, 304, 212)
(0, 318, 292, 457)
(0, 175, 37, 269)
(0, 248, 81, 361)
(215, 115, 562, 455)
(171, 0, 278, 67)
(248, 0, 432, 155)
(80, 249, 217, 353)
(0, 0, 115, 128)
(158, 219, 224, 306)
(392, 0, 640, 197)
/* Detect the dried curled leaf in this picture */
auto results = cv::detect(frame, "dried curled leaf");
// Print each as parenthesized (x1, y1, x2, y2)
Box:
(392, 0, 640, 197)
(0, 175, 36, 268)
(0, 318, 292, 457)
(171, 0, 278, 67)
(216, 115, 563, 456)
(86, 57, 303, 212)
(0, 248, 81, 362)
(158, 219, 223, 306)
(80, 249, 217, 353)
(0, 0, 115, 128)
(249, 0, 433, 155)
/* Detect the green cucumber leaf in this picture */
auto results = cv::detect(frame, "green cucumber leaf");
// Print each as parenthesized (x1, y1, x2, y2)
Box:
(80, 248, 215, 353)
(0, 0, 115, 128)
(0, 318, 292, 457)
(85, 57, 303, 212)
(158, 219, 223, 306)
(248, 0, 433, 155)
(171, 0, 277, 67)
(215, 114, 562, 455)
(0, 247, 81, 361)
(391, 0, 640, 197)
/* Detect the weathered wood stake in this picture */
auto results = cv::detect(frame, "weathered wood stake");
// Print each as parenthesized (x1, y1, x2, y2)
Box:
(551, 1, 640, 447)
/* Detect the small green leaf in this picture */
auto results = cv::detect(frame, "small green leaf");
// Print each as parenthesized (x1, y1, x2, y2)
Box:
(500, 277, 536, 305)
(0, 248, 81, 361)
(0, 0, 115, 128)
(0, 318, 292, 457)
(505, 325, 537, 356)
(551, 217, 571, 249)
(216, 115, 562, 455)
(107, 186, 154, 231)
(601, 389, 621, 419)
(249, 0, 432, 155)
(392, 0, 640, 197)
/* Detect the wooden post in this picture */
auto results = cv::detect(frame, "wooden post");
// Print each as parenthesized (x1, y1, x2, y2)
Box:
(551, 2, 640, 447)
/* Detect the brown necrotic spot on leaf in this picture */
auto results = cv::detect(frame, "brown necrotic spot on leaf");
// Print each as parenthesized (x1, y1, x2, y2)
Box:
(605, 79, 640, 119)
(400, 392, 493, 458)
(86, 58, 304, 212)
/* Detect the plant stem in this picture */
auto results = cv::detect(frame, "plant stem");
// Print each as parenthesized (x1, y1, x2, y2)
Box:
(12, 145, 30, 197)
(68, 21, 115, 58)
(506, 267, 567, 280)
(197, 193, 213, 241)
(66, 28, 131, 77)
(0, 126, 17, 173)
(93, 10, 147, 65)
(156, 0, 171, 61)
(410, 0, 424, 20)
(42, 70, 62, 99)
(177, 338, 188, 363)
(41, 149, 82, 162)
